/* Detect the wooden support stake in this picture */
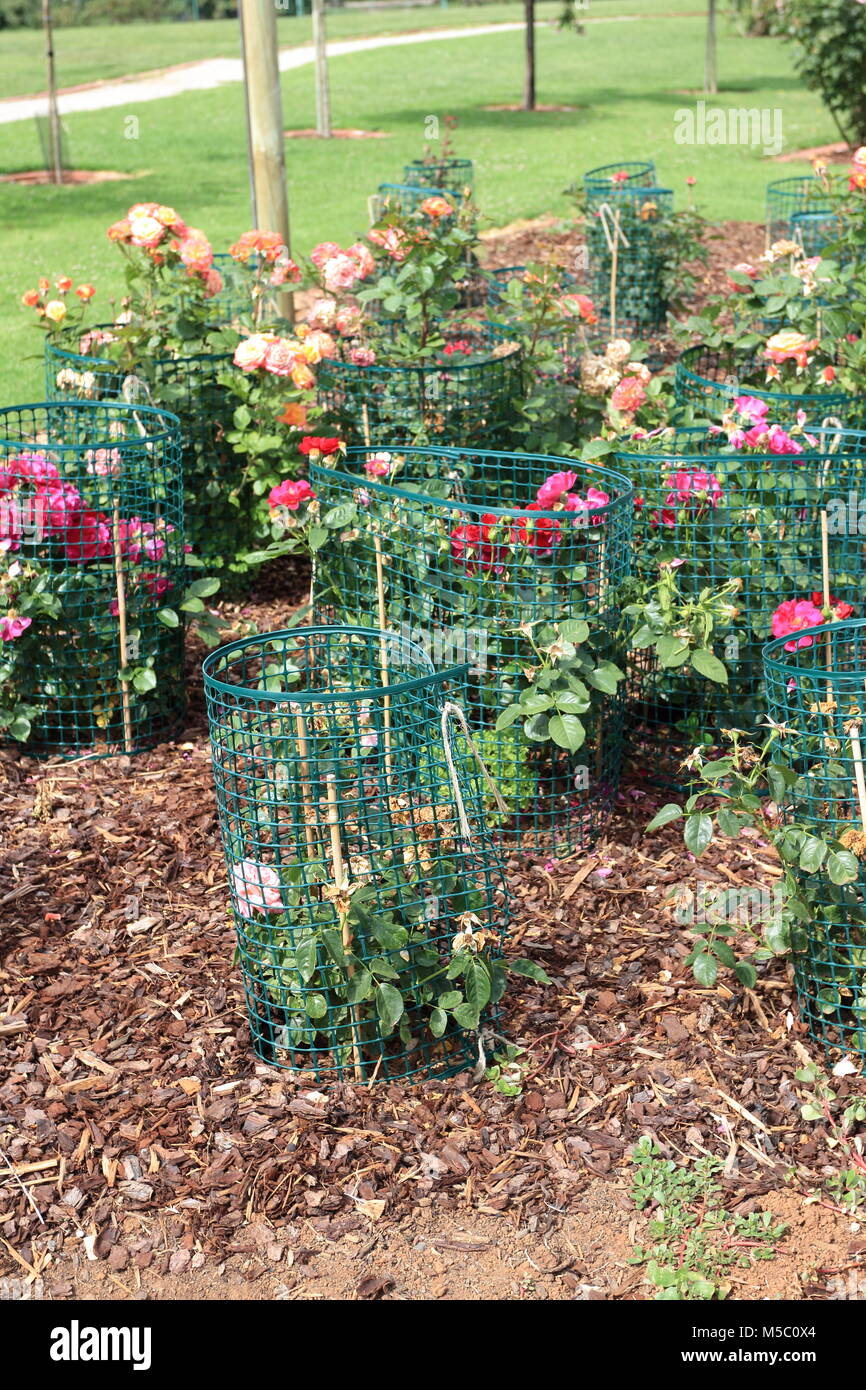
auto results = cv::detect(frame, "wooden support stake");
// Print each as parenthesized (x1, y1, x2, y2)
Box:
(609, 207, 620, 341)
(850, 719, 866, 832)
(361, 404, 393, 777)
(821, 509, 833, 683)
(325, 775, 364, 1083)
(112, 501, 133, 753)
(294, 711, 318, 862)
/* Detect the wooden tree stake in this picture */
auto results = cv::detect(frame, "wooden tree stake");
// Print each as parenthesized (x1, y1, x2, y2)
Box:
(361, 404, 393, 777)
(293, 710, 318, 862)
(325, 775, 364, 1083)
(112, 500, 133, 753)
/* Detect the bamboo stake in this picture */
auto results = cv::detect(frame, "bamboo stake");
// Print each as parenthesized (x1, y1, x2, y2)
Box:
(609, 207, 620, 341)
(112, 500, 133, 753)
(294, 710, 318, 863)
(325, 775, 364, 1083)
(849, 715, 866, 832)
(821, 510, 832, 681)
(361, 404, 393, 777)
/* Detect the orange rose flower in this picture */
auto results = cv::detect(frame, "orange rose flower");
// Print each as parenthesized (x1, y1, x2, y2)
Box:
(278, 403, 308, 427)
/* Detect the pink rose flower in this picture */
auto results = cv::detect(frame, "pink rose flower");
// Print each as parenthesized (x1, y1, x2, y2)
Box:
(322, 254, 360, 293)
(310, 241, 342, 269)
(734, 394, 769, 423)
(771, 598, 825, 652)
(269, 479, 316, 511)
(264, 338, 302, 377)
(536, 471, 578, 508)
(233, 334, 275, 372)
(307, 298, 338, 331)
(179, 230, 213, 276)
(231, 860, 283, 916)
(610, 375, 647, 414)
(347, 242, 375, 280)
(0, 614, 32, 641)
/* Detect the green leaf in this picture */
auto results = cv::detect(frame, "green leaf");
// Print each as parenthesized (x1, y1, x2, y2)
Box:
(733, 960, 758, 989)
(646, 803, 683, 833)
(798, 836, 827, 873)
(186, 577, 220, 599)
(451, 1001, 481, 1031)
(523, 713, 550, 742)
(548, 713, 585, 752)
(305, 992, 328, 1020)
(656, 634, 691, 668)
(557, 619, 589, 644)
(375, 982, 404, 1036)
(495, 702, 523, 731)
(131, 667, 157, 694)
(295, 937, 318, 983)
(157, 607, 180, 628)
(429, 1006, 448, 1038)
(689, 648, 728, 685)
(828, 849, 859, 885)
(465, 957, 492, 1013)
(7, 715, 31, 742)
(346, 967, 374, 1004)
(692, 952, 718, 988)
(684, 814, 714, 858)
(507, 958, 552, 984)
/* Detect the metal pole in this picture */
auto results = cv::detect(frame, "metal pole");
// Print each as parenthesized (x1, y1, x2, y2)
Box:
(238, 0, 294, 322)
(312, 0, 332, 139)
(42, 0, 63, 186)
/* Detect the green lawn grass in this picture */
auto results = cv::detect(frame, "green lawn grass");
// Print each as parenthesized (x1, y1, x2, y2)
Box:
(1, 7, 835, 405)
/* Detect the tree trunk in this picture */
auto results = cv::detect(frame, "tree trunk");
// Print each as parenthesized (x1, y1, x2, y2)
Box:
(524, 0, 536, 112)
(312, 0, 332, 139)
(704, 0, 717, 96)
(42, 0, 62, 185)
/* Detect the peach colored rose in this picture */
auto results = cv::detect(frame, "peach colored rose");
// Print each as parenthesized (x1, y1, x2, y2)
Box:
(302, 330, 337, 364)
(44, 300, 67, 323)
(129, 214, 165, 249)
(233, 334, 277, 371)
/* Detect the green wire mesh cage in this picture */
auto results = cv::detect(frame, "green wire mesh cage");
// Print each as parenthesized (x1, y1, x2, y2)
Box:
(403, 158, 474, 196)
(763, 618, 866, 1061)
(673, 346, 865, 428)
(44, 330, 247, 565)
(615, 426, 866, 776)
(0, 401, 186, 758)
(308, 447, 635, 855)
(765, 176, 832, 246)
(486, 264, 578, 310)
(583, 160, 657, 197)
(203, 624, 509, 1081)
(372, 183, 460, 223)
(584, 185, 674, 340)
(485, 266, 588, 386)
(789, 209, 844, 259)
(316, 328, 523, 446)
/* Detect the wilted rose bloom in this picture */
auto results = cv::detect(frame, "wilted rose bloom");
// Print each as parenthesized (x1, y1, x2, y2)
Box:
(419, 195, 453, 220)
(231, 860, 283, 916)
(604, 338, 632, 367)
(347, 242, 375, 280)
(810, 591, 854, 621)
(233, 334, 276, 371)
(44, 300, 67, 324)
(610, 375, 646, 414)
(536, 470, 577, 508)
(349, 345, 376, 366)
(368, 225, 410, 262)
(0, 614, 31, 641)
(771, 598, 825, 651)
(269, 478, 316, 510)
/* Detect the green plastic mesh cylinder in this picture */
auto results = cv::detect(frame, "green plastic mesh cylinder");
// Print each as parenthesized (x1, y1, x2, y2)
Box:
(316, 330, 523, 447)
(309, 447, 635, 855)
(373, 183, 459, 221)
(44, 330, 244, 563)
(583, 160, 656, 197)
(789, 209, 843, 259)
(615, 427, 866, 773)
(674, 346, 865, 428)
(403, 158, 474, 196)
(584, 185, 673, 339)
(763, 619, 866, 1060)
(0, 401, 186, 758)
(203, 624, 508, 1080)
(765, 176, 831, 246)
